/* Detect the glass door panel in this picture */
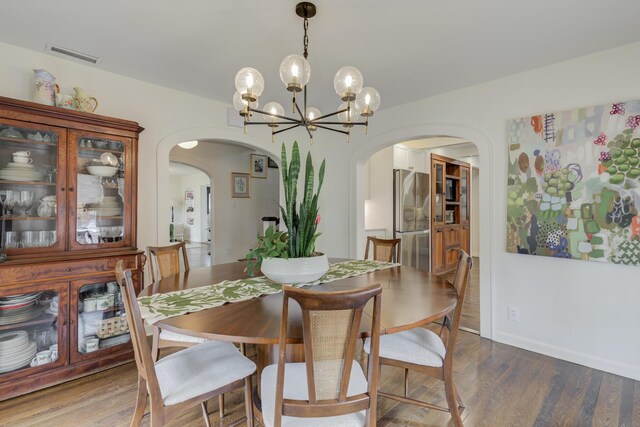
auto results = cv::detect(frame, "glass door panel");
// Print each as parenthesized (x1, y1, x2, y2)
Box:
(68, 131, 132, 250)
(432, 160, 445, 226)
(461, 167, 469, 223)
(0, 283, 68, 381)
(0, 120, 67, 255)
(71, 276, 131, 363)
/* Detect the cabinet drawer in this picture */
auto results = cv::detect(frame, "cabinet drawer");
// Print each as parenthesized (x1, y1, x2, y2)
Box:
(0, 256, 138, 285)
(444, 228, 460, 246)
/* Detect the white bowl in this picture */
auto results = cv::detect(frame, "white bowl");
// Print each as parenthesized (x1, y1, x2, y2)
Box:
(87, 166, 118, 177)
(261, 254, 329, 284)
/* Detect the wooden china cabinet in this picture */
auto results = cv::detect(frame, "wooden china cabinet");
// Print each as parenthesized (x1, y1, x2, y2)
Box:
(431, 153, 471, 274)
(0, 96, 144, 400)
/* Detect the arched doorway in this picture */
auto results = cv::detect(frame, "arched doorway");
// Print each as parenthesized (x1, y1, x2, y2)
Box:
(156, 128, 280, 264)
(350, 123, 495, 339)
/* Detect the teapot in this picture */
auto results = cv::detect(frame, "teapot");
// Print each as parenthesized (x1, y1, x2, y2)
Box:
(73, 87, 98, 112)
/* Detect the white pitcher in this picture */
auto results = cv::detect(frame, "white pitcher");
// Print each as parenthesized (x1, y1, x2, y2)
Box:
(33, 69, 57, 106)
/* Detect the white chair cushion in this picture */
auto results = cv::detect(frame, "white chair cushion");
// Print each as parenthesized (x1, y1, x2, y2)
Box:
(363, 327, 446, 367)
(155, 339, 255, 405)
(261, 361, 368, 427)
(159, 329, 208, 344)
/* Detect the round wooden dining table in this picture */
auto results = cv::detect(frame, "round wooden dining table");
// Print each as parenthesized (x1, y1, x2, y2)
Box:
(139, 259, 458, 346)
(138, 259, 458, 419)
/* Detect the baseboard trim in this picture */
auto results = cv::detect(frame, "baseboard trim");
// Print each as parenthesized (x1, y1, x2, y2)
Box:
(494, 331, 640, 381)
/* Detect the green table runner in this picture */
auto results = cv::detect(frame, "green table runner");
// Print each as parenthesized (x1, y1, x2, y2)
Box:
(138, 260, 398, 324)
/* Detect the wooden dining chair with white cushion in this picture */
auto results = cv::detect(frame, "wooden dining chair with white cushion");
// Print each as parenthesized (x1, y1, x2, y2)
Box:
(146, 243, 207, 355)
(363, 250, 472, 427)
(364, 236, 401, 263)
(261, 284, 382, 427)
(115, 261, 256, 427)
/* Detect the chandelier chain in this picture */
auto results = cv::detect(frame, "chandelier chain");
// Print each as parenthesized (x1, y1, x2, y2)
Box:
(303, 17, 309, 59)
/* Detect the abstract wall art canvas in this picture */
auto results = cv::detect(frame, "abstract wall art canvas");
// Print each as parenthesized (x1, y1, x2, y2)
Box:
(506, 100, 640, 266)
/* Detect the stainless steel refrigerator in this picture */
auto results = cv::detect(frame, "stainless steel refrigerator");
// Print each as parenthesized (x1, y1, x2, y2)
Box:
(393, 169, 430, 272)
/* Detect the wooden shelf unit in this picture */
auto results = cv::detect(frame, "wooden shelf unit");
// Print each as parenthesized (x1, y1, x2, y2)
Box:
(0, 96, 145, 401)
(431, 153, 471, 274)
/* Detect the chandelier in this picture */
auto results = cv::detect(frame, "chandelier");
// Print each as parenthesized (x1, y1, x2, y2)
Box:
(232, 2, 381, 143)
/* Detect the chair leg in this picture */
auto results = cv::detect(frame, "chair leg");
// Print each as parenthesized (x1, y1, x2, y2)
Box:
(201, 401, 212, 427)
(244, 376, 254, 427)
(151, 327, 161, 362)
(404, 368, 409, 398)
(130, 376, 147, 427)
(444, 377, 463, 427)
(218, 394, 225, 418)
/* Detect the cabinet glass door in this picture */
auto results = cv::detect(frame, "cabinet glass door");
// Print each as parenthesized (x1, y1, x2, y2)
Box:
(0, 283, 67, 381)
(71, 276, 131, 363)
(0, 120, 67, 255)
(68, 131, 132, 250)
(461, 167, 469, 224)
(432, 160, 445, 226)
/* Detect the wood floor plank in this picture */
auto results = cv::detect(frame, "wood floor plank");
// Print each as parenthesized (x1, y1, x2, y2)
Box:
(592, 373, 624, 427)
(2, 331, 639, 427)
(619, 377, 636, 427)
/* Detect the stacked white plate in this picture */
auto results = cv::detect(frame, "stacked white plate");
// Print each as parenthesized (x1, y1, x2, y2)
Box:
(92, 196, 122, 217)
(0, 163, 44, 182)
(0, 292, 44, 326)
(0, 331, 37, 373)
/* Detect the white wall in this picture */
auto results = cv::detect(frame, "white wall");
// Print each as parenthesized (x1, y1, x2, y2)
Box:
(170, 142, 279, 264)
(2, 40, 640, 380)
(353, 42, 640, 380)
(364, 147, 393, 235)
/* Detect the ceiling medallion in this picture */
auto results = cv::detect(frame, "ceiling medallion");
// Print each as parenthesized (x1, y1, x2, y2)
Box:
(232, 2, 380, 143)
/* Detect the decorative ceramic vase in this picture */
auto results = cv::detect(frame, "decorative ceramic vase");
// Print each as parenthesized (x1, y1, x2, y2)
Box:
(261, 253, 329, 284)
(33, 69, 57, 106)
(55, 93, 75, 109)
(73, 87, 98, 112)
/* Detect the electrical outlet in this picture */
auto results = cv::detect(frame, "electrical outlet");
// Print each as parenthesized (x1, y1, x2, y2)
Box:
(507, 305, 520, 322)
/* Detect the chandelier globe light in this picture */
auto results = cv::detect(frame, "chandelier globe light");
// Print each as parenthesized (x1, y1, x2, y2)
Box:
(178, 140, 198, 149)
(232, 1, 380, 143)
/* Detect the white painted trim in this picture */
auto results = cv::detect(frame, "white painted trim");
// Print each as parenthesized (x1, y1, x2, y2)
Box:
(495, 331, 640, 381)
(349, 123, 495, 340)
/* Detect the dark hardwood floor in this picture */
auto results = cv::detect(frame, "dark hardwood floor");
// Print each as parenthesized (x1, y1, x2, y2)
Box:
(2, 328, 638, 426)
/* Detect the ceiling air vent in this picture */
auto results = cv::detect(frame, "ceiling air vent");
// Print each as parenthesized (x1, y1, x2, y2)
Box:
(46, 44, 102, 65)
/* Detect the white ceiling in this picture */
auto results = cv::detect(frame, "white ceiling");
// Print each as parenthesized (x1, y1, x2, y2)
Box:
(2, 1, 640, 113)
(169, 162, 205, 177)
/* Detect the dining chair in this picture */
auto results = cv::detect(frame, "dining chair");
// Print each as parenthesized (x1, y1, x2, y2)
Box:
(364, 236, 401, 263)
(115, 261, 256, 427)
(363, 250, 472, 427)
(146, 242, 232, 416)
(261, 284, 382, 427)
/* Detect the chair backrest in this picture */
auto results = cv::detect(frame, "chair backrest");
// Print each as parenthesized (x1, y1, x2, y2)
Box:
(147, 242, 190, 283)
(441, 250, 472, 360)
(115, 261, 162, 398)
(273, 284, 382, 426)
(364, 237, 401, 263)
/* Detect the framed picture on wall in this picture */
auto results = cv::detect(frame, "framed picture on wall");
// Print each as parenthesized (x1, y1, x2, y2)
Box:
(250, 153, 267, 179)
(185, 190, 194, 200)
(231, 172, 250, 198)
(268, 157, 278, 168)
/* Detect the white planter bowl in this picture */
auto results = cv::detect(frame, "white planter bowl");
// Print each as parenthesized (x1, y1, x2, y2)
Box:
(261, 254, 329, 284)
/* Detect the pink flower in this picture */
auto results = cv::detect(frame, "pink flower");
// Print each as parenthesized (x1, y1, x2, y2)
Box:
(315, 214, 321, 225)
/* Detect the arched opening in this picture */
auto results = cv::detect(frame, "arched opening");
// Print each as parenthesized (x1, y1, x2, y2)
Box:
(350, 123, 495, 339)
(167, 161, 212, 267)
(156, 128, 281, 265)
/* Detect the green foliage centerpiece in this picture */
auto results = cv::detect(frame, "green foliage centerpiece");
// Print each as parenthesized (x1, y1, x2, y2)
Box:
(245, 141, 328, 283)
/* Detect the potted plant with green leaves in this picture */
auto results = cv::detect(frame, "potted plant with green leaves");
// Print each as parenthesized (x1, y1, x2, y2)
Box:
(245, 141, 328, 283)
